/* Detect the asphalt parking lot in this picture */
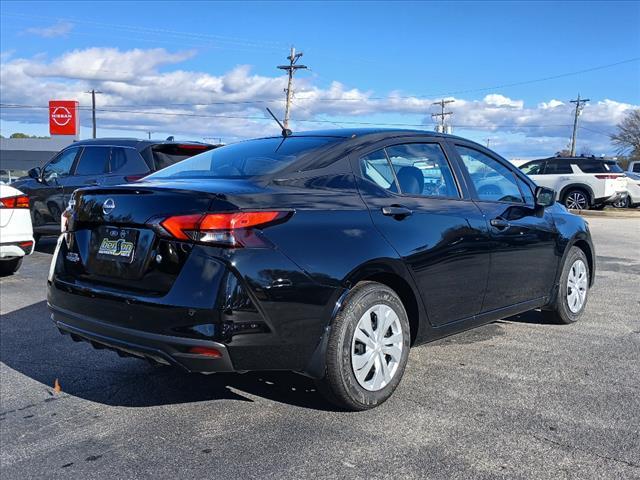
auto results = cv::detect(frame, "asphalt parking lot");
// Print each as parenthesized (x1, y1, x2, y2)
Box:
(1, 216, 639, 479)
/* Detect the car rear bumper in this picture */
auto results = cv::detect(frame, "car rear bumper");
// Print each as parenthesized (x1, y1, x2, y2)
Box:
(50, 303, 236, 373)
(47, 236, 340, 374)
(0, 239, 34, 258)
(594, 191, 627, 205)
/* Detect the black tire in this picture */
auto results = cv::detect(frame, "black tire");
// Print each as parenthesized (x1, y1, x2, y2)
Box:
(315, 281, 411, 411)
(0, 257, 23, 276)
(542, 247, 590, 324)
(563, 189, 590, 210)
(613, 196, 629, 209)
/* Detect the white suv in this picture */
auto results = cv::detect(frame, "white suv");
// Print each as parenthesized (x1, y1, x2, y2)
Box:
(0, 185, 34, 275)
(519, 156, 628, 210)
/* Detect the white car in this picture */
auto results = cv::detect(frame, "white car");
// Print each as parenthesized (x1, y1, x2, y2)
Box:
(0, 185, 35, 275)
(614, 172, 640, 208)
(519, 156, 628, 210)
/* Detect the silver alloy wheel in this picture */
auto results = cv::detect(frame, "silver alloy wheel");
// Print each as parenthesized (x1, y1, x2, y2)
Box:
(351, 304, 404, 391)
(613, 196, 628, 208)
(565, 191, 588, 210)
(567, 259, 588, 313)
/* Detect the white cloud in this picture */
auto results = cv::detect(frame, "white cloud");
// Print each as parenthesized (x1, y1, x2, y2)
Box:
(24, 21, 74, 38)
(483, 94, 524, 109)
(0, 47, 637, 156)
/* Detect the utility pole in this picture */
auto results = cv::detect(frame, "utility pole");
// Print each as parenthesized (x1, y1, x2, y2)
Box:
(431, 99, 454, 133)
(277, 47, 307, 130)
(85, 89, 103, 138)
(569, 94, 589, 157)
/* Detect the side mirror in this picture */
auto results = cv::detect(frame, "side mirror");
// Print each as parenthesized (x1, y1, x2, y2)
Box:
(535, 186, 555, 208)
(28, 167, 42, 180)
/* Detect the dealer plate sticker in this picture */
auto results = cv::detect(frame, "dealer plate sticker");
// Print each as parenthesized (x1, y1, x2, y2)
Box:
(96, 228, 137, 262)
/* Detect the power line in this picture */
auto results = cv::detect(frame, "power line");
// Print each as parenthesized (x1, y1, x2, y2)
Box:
(0, 103, 578, 130)
(277, 47, 308, 130)
(569, 94, 590, 156)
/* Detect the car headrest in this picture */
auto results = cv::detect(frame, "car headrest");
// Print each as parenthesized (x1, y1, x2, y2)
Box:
(395, 166, 423, 195)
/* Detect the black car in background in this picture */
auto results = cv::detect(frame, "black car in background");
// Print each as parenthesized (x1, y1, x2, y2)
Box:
(48, 129, 595, 410)
(11, 138, 218, 240)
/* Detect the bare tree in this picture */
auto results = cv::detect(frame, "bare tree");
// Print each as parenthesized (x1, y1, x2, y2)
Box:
(610, 109, 640, 159)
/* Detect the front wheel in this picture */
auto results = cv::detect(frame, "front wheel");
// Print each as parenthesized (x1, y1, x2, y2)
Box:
(0, 257, 23, 276)
(315, 281, 411, 410)
(613, 196, 629, 208)
(542, 247, 590, 324)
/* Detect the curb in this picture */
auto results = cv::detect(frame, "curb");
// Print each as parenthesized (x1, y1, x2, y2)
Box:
(569, 209, 640, 219)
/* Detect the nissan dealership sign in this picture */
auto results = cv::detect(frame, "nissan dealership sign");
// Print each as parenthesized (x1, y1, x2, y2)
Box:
(49, 100, 79, 136)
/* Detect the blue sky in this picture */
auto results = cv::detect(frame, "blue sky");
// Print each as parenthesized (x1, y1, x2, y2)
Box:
(1, 1, 639, 158)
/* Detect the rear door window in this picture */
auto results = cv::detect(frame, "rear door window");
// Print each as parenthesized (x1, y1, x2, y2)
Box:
(385, 144, 459, 197)
(75, 147, 110, 175)
(361, 149, 395, 189)
(109, 148, 149, 174)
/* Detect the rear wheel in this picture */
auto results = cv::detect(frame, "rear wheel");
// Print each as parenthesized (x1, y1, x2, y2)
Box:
(542, 247, 589, 324)
(315, 281, 411, 410)
(0, 258, 23, 276)
(563, 189, 590, 210)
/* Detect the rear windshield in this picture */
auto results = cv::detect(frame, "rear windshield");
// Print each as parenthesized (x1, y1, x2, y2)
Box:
(149, 144, 215, 170)
(147, 137, 339, 179)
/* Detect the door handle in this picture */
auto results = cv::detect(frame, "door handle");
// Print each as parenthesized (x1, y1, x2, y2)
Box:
(490, 217, 510, 230)
(382, 205, 413, 218)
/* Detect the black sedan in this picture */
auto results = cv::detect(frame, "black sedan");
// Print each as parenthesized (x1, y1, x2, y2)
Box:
(48, 129, 595, 410)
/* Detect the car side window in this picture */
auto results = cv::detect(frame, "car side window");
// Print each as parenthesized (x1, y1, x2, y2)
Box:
(43, 147, 79, 182)
(384, 144, 459, 197)
(634, 164, 640, 173)
(109, 148, 150, 174)
(361, 149, 395, 190)
(519, 160, 545, 175)
(456, 145, 524, 203)
(516, 177, 535, 204)
(75, 147, 110, 175)
(545, 159, 573, 175)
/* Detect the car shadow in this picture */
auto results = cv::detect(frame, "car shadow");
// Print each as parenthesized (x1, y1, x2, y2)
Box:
(1, 300, 335, 411)
(502, 309, 559, 325)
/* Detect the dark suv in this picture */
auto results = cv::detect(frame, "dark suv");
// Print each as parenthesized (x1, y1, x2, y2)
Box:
(12, 138, 218, 239)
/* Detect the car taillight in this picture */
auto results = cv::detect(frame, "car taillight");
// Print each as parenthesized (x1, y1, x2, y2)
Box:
(158, 211, 290, 247)
(594, 174, 622, 179)
(0, 195, 29, 209)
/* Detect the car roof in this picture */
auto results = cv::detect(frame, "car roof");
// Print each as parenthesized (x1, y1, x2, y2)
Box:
(530, 156, 616, 163)
(68, 138, 214, 151)
(254, 127, 473, 143)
